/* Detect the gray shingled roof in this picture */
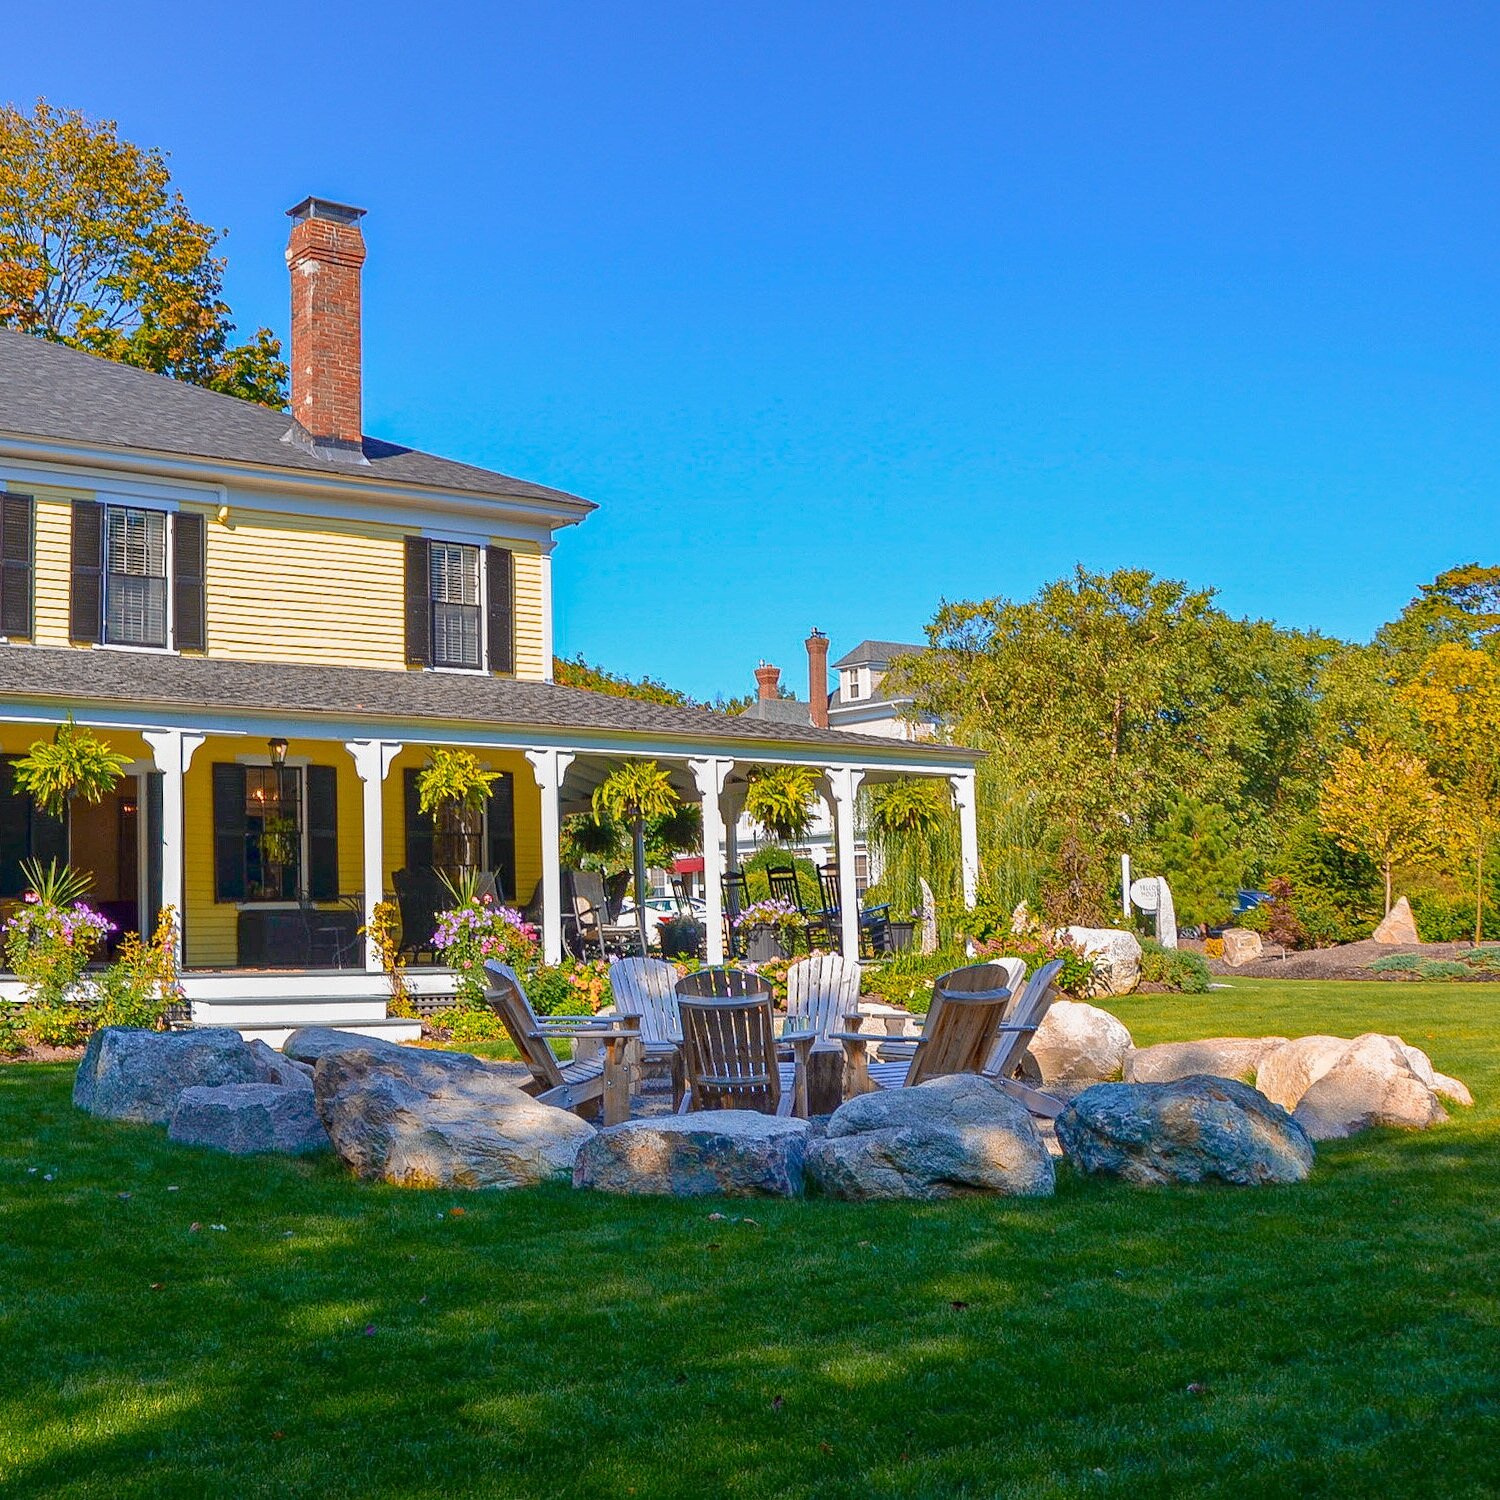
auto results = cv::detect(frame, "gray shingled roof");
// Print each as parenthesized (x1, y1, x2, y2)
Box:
(0, 646, 973, 759)
(739, 696, 813, 726)
(0, 330, 593, 512)
(832, 639, 925, 669)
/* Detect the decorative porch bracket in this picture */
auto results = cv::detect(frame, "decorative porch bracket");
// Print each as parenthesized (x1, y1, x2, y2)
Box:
(142, 729, 207, 965)
(824, 766, 866, 960)
(345, 739, 402, 972)
(524, 748, 576, 965)
(687, 755, 733, 967)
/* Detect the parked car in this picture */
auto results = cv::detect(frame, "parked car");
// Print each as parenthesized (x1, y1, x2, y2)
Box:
(618, 895, 707, 939)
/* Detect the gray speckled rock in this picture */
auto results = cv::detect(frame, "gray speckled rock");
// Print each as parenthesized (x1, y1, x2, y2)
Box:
(73, 1027, 262, 1125)
(314, 1047, 591, 1189)
(805, 1074, 1055, 1200)
(283, 1026, 486, 1070)
(247, 1039, 314, 1091)
(1029, 1001, 1133, 1087)
(1292, 1034, 1447, 1141)
(1057, 1076, 1314, 1186)
(168, 1083, 330, 1155)
(1125, 1037, 1288, 1085)
(574, 1111, 809, 1197)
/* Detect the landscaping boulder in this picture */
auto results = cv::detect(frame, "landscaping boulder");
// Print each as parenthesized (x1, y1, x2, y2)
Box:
(1059, 927, 1142, 997)
(314, 1046, 592, 1189)
(168, 1083, 330, 1155)
(74, 1027, 262, 1125)
(1220, 929, 1264, 967)
(1253, 1035, 1352, 1111)
(1029, 1000, 1133, 1089)
(805, 1074, 1055, 1200)
(1291, 1034, 1447, 1141)
(1372, 896, 1420, 945)
(1125, 1037, 1287, 1085)
(574, 1112, 809, 1197)
(1057, 1076, 1315, 1186)
(247, 1039, 314, 1091)
(283, 1026, 476, 1069)
(1432, 1072, 1475, 1108)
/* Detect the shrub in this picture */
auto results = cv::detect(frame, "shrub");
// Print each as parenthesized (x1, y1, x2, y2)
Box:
(1370, 952, 1424, 974)
(84, 907, 183, 1031)
(1454, 946, 1500, 972)
(432, 898, 539, 1007)
(431, 1006, 507, 1045)
(25, 998, 90, 1047)
(1416, 959, 1471, 980)
(975, 930, 1098, 999)
(1138, 938, 1212, 993)
(4, 888, 113, 1005)
(861, 949, 969, 1014)
(0, 999, 25, 1056)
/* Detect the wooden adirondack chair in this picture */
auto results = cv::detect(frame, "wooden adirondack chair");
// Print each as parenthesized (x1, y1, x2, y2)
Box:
(608, 955, 686, 1107)
(981, 958, 1067, 1117)
(483, 960, 642, 1124)
(831, 961, 1014, 1096)
(785, 952, 862, 1046)
(675, 979, 814, 1118)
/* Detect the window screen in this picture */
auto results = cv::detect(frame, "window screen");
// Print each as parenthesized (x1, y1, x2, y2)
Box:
(105, 507, 168, 648)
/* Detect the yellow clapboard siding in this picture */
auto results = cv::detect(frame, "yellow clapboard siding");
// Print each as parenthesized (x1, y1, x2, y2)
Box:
(23, 494, 549, 680)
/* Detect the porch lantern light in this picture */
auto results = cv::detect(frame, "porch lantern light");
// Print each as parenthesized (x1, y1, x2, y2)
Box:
(268, 737, 289, 766)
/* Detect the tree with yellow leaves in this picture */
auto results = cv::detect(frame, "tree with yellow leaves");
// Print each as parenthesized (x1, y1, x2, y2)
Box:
(1402, 644, 1500, 941)
(0, 99, 285, 406)
(1318, 734, 1442, 917)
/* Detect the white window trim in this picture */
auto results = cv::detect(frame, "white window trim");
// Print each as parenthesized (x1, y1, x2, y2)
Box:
(101, 502, 176, 653)
(424, 536, 489, 674)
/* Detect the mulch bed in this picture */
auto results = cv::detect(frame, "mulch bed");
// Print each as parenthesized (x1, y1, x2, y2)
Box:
(0, 1043, 86, 1065)
(1207, 938, 1497, 982)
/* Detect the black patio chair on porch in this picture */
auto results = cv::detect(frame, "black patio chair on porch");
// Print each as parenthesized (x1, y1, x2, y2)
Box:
(392, 866, 445, 963)
(721, 869, 751, 958)
(818, 863, 892, 957)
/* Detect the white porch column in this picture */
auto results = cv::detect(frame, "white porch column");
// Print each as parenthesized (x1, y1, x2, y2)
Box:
(951, 768, 980, 909)
(689, 756, 732, 967)
(142, 729, 207, 963)
(524, 748, 575, 964)
(346, 740, 401, 972)
(826, 766, 865, 959)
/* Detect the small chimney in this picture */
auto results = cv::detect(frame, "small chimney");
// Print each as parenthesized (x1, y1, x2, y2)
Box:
(285, 197, 367, 458)
(806, 629, 829, 728)
(754, 662, 781, 701)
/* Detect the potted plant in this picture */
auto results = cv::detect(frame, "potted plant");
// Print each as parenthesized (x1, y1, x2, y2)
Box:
(737, 898, 807, 962)
(658, 911, 703, 960)
(743, 765, 818, 845)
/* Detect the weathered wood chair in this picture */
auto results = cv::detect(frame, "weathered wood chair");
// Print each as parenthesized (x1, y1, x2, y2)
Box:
(831, 960, 1014, 1096)
(483, 960, 641, 1124)
(608, 955, 686, 1107)
(785, 951, 862, 1044)
(981, 958, 1067, 1117)
(675, 980, 814, 1119)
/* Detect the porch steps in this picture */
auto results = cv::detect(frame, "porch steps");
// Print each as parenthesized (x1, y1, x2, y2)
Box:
(182, 969, 451, 1051)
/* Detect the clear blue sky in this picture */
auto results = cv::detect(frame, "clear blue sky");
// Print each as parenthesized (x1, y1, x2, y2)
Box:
(9, 2, 1498, 699)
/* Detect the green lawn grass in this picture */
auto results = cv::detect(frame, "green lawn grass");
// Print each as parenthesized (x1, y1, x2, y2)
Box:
(1, 979, 1496, 1498)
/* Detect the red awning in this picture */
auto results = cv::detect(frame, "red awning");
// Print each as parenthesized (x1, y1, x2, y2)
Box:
(672, 857, 705, 874)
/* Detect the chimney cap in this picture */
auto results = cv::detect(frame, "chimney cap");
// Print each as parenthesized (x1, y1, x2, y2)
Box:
(287, 196, 367, 226)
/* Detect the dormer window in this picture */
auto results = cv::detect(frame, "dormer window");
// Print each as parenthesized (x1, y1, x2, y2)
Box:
(429, 541, 481, 669)
(104, 506, 168, 648)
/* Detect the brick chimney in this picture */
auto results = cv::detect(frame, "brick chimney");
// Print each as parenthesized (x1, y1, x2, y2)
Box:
(754, 662, 781, 701)
(806, 629, 829, 728)
(285, 197, 367, 458)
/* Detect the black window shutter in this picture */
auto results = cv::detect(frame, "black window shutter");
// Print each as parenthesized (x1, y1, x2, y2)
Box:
(69, 500, 105, 644)
(306, 765, 339, 900)
(486, 771, 516, 900)
(486, 545, 514, 674)
(403, 768, 434, 870)
(404, 536, 431, 666)
(212, 763, 248, 901)
(0, 757, 30, 898)
(173, 510, 207, 652)
(0, 493, 34, 639)
(144, 771, 164, 933)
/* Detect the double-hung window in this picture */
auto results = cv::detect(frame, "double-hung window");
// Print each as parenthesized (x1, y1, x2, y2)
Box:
(104, 506, 168, 648)
(429, 541, 481, 669)
(244, 765, 303, 902)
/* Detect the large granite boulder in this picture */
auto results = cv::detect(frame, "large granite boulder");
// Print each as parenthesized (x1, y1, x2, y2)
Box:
(1291, 1034, 1447, 1141)
(247, 1039, 314, 1091)
(168, 1083, 330, 1155)
(1432, 1072, 1474, 1108)
(1220, 929, 1263, 966)
(314, 1046, 592, 1189)
(74, 1027, 262, 1125)
(1125, 1036, 1287, 1085)
(805, 1074, 1055, 1201)
(1059, 928, 1141, 997)
(1057, 1076, 1314, 1186)
(574, 1112, 809, 1197)
(282, 1026, 480, 1069)
(1253, 1035, 1352, 1111)
(1372, 896, 1420, 944)
(1030, 1001, 1133, 1089)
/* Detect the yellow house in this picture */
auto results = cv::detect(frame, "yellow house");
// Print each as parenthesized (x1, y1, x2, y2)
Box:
(0, 198, 978, 1043)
